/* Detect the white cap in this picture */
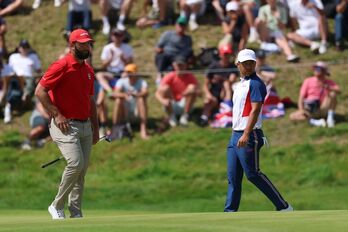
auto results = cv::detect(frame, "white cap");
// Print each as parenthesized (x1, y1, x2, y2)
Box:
(236, 49, 256, 63)
(226, 1, 239, 11)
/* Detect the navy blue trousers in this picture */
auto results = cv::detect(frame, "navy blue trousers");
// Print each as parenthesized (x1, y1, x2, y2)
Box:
(224, 129, 288, 212)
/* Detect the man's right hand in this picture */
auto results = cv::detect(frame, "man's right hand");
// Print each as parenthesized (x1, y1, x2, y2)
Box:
(54, 113, 70, 134)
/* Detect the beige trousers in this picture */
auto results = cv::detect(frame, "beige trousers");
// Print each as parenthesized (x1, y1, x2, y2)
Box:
(49, 119, 93, 216)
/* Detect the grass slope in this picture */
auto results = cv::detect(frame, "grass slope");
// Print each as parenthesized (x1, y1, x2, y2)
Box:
(0, 210, 348, 232)
(0, 1, 348, 213)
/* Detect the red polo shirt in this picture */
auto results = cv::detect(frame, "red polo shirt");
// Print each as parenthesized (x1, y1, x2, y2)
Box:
(161, 71, 198, 101)
(39, 53, 95, 120)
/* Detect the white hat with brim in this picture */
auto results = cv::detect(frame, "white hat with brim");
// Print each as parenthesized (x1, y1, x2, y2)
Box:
(226, 1, 239, 11)
(236, 49, 256, 63)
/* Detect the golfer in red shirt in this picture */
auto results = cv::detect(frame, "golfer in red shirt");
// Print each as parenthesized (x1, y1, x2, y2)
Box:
(35, 29, 99, 219)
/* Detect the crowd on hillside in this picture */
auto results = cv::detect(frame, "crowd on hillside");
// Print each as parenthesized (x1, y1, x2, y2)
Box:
(0, 0, 345, 150)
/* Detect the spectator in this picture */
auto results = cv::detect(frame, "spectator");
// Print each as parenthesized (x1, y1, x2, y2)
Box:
(335, 0, 348, 51)
(21, 99, 50, 150)
(95, 28, 133, 134)
(9, 39, 41, 104)
(256, 0, 300, 62)
(220, 1, 249, 52)
(289, 61, 340, 128)
(179, 0, 206, 31)
(239, 0, 260, 43)
(211, 0, 229, 21)
(287, 0, 328, 54)
(155, 16, 193, 80)
(136, 0, 168, 29)
(0, 57, 23, 124)
(100, 0, 135, 34)
(200, 44, 238, 126)
(113, 63, 149, 139)
(64, 0, 92, 35)
(155, 56, 200, 127)
(32, 0, 62, 9)
(0, 0, 23, 17)
(0, 16, 7, 57)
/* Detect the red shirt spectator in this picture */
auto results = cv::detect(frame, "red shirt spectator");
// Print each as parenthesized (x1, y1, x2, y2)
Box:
(300, 76, 338, 103)
(39, 53, 94, 120)
(161, 71, 198, 101)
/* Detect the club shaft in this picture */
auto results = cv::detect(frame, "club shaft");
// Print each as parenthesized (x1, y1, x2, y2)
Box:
(41, 157, 62, 168)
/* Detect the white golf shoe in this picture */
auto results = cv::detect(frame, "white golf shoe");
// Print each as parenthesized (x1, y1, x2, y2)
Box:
(279, 204, 294, 212)
(48, 205, 65, 219)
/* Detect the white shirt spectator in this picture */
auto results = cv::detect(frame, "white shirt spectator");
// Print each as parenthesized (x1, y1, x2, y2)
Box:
(289, 0, 323, 30)
(101, 43, 133, 74)
(115, 77, 148, 93)
(9, 53, 41, 77)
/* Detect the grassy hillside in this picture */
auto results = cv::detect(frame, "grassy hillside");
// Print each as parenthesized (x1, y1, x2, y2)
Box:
(0, 1, 348, 212)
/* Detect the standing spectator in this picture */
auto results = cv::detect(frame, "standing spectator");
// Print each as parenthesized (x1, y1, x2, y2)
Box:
(179, 0, 206, 31)
(95, 28, 133, 134)
(155, 16, 193, 81)
(335, 0, 348, 51)
(64, 0, 92, 36)
(100, 0, 135, 34)
(35, 29, 99, 219)
(0, 16, 7, 57)
(0, 0, 23, 17)
(256, 0, 300, 62)
(287, 0, 328, 54)
(9, 39, 41, 104)
(224, 48, 293, 212)
(200, 44, 237, 126)
(21, 99, 50, 150)
(155, 56, 200, 127)
(113, 63, 149, 139)
(289, 61, 340, 128)
(32, 0, 62, 9)
(220, 1, 249, 52)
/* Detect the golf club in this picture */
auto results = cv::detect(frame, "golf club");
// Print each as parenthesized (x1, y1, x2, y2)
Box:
(41, 135, 111, 168)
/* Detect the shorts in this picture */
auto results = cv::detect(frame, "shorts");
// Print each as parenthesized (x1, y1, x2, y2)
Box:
(172, 98, 186, 116)
(296, 27, 320, 40)
(108, 0, 123, 9)
(269, 30, 284, 39)
(30, 110, 49, 128)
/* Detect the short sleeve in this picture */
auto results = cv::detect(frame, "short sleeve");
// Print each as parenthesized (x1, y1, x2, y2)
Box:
(250, 79, 266, 102)
(157, 31, 170, 48)
(300, 79, 309, 98)
(39, 59, 67, 90)
(100, 45, 111, 62)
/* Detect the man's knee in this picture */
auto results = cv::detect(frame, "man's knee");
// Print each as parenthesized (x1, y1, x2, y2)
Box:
(66, 156, 84, 173)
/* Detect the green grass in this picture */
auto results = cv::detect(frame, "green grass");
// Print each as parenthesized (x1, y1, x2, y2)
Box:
(0, 210, 348, 232)
(1, 0, 348, 219)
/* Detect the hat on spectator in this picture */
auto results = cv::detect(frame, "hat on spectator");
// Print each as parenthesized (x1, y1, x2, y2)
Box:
(219, 45, 233, 55)
(226, 1, 239, 11)
(69, 29, 93, 44)
(19, 39, 31, 49)
(255, 49, 266, 58)
(236, 49, 256, 63)
(176, 16, 188, 26)
(111, 28, 125, 36)
(174, 55, 187, 64)
(125, 63, 137, 73)
(313, 61, 330, 75)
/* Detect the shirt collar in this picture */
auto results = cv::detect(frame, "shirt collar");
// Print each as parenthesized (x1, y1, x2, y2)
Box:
(66, 53, 86, 66)
(240, 72, 256, 81)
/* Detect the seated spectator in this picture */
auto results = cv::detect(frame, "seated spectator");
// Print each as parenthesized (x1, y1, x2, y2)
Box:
(0, 0, 23, 17)
(0, 16, 7, 57)
(200, 45, 238, 126)
(290, 61, 340, 128)
(9, 39, 41, 104)
(155, 16, 193, 80)
(95, 28, 133, 134)
(220, 1, 249, 52)
(0, 59, 23, 124)
(256, 0, 299, 62)
(100, 0, 135, 34)
(21, 99, 50, 150)
(179, 0, 206, 31)
(239, 0, 260, 43)
(287, 0, 328, 54)
(335, 0, 348, 51)
(32, 0, 62, 9)
(155, 56, 200, 127)
(113, 63, 149, 139)
(136, 0, 168, 29)
(64, 0, 92, 36)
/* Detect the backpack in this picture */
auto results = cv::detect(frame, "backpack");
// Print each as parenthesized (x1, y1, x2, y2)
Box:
(109, 123, 133, 142)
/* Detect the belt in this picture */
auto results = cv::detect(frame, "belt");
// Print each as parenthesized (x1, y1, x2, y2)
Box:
(233, 128, 262, 133)
(69, 118, 89, 122)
